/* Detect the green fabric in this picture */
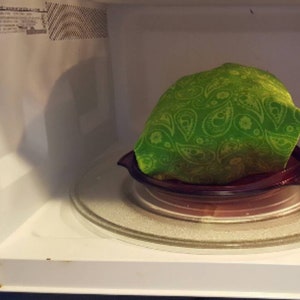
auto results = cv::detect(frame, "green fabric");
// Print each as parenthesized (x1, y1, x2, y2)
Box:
(134, 63, 300, 185)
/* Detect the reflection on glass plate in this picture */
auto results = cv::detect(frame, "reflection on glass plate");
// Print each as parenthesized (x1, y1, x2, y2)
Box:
(132, 182, 300, 223)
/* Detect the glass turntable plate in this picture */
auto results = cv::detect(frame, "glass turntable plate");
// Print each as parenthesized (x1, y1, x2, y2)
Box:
(71, 148, 300, 251)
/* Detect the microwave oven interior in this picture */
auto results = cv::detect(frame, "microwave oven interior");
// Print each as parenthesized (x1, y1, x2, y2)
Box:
(2, 0, 300, 297)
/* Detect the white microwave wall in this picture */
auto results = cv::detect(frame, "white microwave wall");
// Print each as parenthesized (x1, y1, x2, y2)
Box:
(1, 0, 300, 242)
(109, 3, 300, 143)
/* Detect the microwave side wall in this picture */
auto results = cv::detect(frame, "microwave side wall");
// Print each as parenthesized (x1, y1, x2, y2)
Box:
(0, 0, 116, 242)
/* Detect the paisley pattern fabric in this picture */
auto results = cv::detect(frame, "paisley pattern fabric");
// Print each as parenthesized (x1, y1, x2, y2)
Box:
(134, 63, 300, 185)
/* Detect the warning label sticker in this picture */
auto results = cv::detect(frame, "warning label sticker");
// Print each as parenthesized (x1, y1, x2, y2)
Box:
(0, 6, 47, 35)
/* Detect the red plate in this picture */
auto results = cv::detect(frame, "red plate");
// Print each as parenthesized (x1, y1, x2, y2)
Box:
(118, 146, 300, 196)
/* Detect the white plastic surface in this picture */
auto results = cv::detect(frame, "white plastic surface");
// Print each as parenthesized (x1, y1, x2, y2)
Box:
(2, 0, 300, 297)
(1, 144, 300, 298)
(1, 147, 300, 298)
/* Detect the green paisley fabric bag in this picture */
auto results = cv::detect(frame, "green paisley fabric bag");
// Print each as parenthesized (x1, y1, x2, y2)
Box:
(134, 63, 300, 185)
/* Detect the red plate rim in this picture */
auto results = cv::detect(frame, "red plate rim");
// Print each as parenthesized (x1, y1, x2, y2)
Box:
(118, 146, 300, 196)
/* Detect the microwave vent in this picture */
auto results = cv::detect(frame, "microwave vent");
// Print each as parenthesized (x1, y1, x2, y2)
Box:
(46, 2, 108, 40)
